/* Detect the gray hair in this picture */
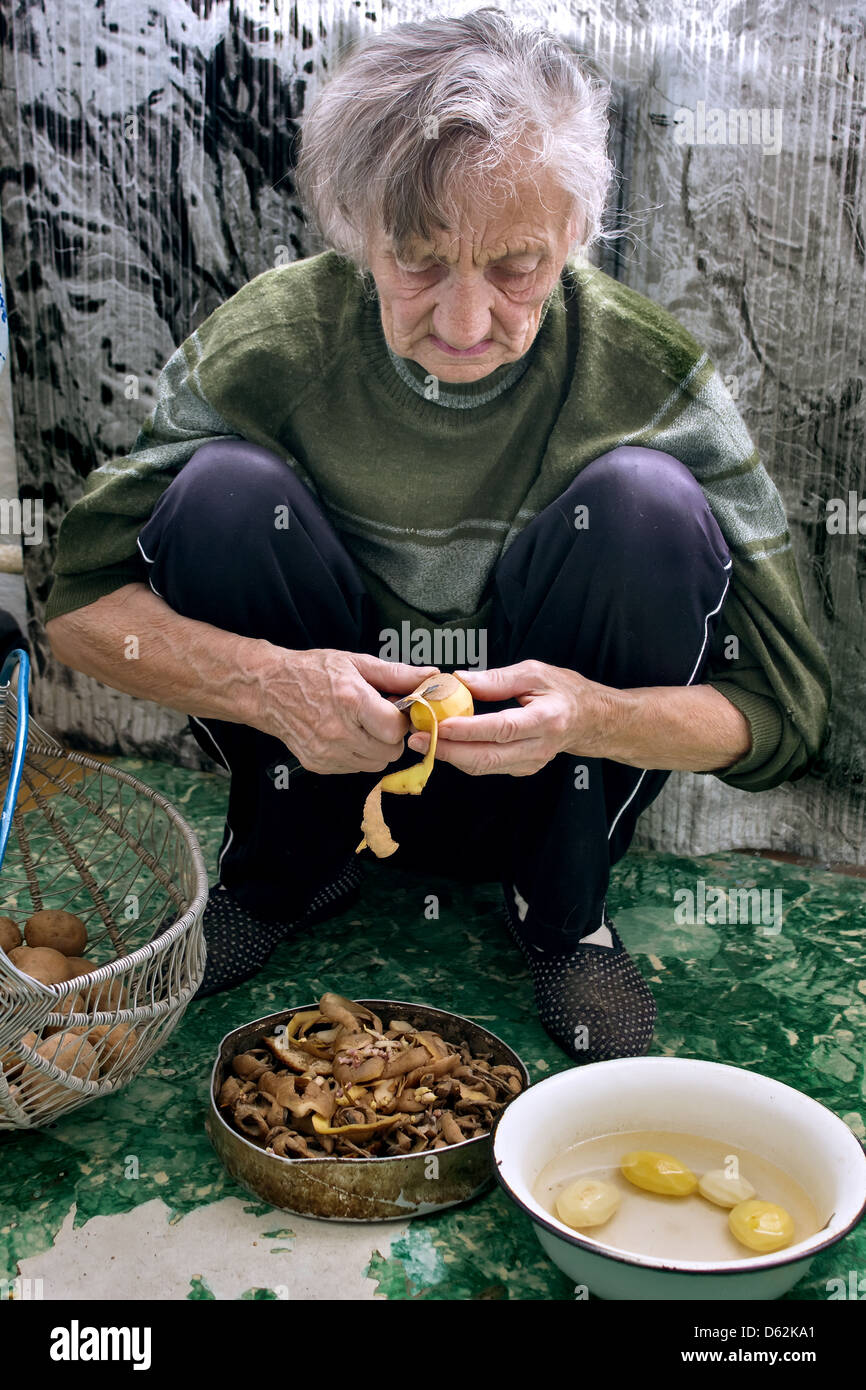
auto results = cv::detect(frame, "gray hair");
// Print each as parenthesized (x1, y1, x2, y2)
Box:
(295, 7, 615, 272)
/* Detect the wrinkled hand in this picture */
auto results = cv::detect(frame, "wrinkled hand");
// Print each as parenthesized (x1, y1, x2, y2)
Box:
(406, 660, 609, 776)
(258, 648, 437, 775)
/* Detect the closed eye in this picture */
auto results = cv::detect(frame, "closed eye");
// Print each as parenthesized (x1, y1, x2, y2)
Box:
(393, 254, 440, 273)
(392, 256, 540, 285)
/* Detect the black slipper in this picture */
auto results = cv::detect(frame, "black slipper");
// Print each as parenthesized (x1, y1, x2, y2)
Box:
(501, 890, 656, 1063)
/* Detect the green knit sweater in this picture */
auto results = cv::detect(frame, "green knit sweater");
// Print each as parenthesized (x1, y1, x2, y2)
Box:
(44, 251, 831, 792)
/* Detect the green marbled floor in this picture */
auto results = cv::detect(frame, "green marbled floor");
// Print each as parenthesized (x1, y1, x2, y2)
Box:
(1, 755, 863, 1300)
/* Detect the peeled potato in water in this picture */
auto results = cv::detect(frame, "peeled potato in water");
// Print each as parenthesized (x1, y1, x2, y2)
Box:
(555, 1178, 621, 1230)
(698, 1167, 756, 1208)
(621, 1150, 698, 1197)
(729, 1199, 794, 1253)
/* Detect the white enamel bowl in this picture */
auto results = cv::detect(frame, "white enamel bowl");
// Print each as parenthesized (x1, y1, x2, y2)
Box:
(492, 1056, 866, 1300)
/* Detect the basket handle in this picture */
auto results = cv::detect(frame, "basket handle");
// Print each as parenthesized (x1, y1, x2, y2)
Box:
(0, 647, 30, 874)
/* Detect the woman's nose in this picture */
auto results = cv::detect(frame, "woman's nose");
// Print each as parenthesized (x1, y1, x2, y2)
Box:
(432, 277, 494, 348)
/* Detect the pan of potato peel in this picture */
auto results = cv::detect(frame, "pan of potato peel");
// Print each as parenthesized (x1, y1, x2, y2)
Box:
(207, 993, 529, 1220)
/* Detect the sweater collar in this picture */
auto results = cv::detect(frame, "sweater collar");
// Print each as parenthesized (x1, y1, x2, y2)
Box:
(358, 274, 561, 415)
(384, 339, 534, 408)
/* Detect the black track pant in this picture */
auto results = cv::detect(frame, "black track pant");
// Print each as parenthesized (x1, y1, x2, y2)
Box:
(137, 441, 731, 950)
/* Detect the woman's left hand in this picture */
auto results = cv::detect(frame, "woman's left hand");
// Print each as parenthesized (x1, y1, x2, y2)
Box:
(406, 659, 614, 776)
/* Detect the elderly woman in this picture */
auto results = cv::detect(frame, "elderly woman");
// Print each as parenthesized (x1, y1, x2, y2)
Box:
(44, 10, 829, 1063)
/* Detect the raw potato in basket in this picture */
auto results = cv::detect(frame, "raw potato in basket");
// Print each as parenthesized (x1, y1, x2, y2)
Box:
(1, 909, 89, 988)
(24, 909, 89, 957)
(0, 909, 137, 1114)
(218, 991, 524, 1158)
(6, 945, 71, 985)
(0, 916, 21, 952)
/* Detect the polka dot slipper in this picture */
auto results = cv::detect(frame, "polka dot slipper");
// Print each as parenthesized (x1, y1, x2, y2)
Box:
(501, 888, 656, 1064)
(193, 884, 290, 998)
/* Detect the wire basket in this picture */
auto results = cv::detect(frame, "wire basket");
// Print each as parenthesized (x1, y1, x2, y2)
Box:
(0, 649, 209, 1129)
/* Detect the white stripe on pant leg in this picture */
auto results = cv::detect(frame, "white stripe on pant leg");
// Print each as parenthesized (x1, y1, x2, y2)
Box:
(606, 563, 732, 844)
(187, 716, 235, 877)
(190, 715, 231, 773)
(684, 558, 732, 685)
(139, 542, 165, 600)
(216, 825, 235, 879)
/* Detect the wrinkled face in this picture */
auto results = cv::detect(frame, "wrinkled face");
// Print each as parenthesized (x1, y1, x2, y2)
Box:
(365, 170, 580, 383)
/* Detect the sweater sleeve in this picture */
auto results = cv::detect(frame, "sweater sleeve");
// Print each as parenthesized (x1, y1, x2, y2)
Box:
(567, 267, 832, 796)
(700, 551, 831, 792)
(618, 325, 833, 794)
(43, 339, 243, 624)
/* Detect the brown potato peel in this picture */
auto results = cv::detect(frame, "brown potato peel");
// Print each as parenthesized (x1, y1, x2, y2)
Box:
(219, 991, 523, 1159)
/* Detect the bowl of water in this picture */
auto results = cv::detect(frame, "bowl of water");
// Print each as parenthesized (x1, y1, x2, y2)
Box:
(492, 1056, 866, 1300)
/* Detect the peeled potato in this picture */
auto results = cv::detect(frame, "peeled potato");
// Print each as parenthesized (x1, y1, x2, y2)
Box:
(88, 1023, 139, 1068)
(556, 1178, 621, 1229)
(25, 909, 88, 957)
(0, 916, 22, 953)
(698, 1167, 757, 1208)
(621, 1150, 698, 1196)
(729, 1199, 794, 1253)
(6, 945, 71, 986)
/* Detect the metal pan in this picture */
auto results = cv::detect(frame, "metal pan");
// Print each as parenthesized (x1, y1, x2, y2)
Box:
(207, 998, 530, 1221)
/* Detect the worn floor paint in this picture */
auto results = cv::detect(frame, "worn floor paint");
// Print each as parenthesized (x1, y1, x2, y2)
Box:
(14, 1197, 407, 1300)
(1, 755, 863, 1300)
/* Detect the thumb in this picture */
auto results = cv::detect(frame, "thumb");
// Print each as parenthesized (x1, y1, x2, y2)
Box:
(351, 652, 438, 695)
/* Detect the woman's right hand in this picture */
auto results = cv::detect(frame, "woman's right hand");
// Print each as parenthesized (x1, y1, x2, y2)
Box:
(252, 646, 438, 775)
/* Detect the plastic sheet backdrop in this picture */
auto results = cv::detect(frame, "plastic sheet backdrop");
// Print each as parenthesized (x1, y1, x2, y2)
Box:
(0, 1, 862, 861)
